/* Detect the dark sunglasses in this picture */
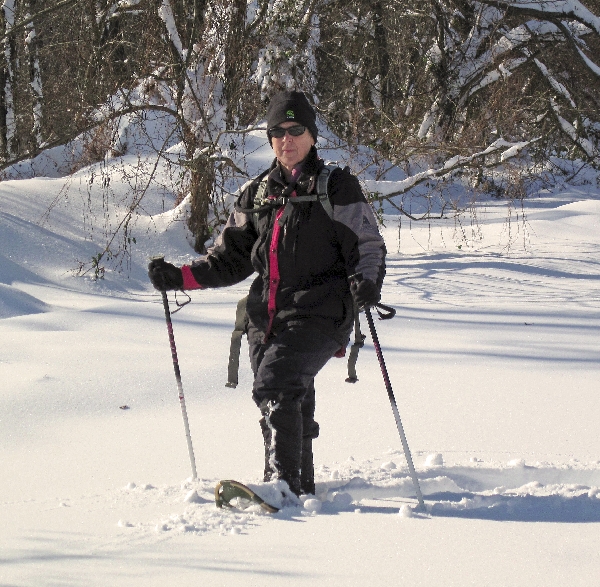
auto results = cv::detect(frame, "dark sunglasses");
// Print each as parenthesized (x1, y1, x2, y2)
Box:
(268, 125, 306, 139)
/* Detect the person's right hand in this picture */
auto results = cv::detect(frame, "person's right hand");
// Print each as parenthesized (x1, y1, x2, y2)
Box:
(148, 258, 183, 291)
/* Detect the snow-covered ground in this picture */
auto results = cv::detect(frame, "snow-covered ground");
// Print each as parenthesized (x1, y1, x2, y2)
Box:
(1, 143, 600, 586)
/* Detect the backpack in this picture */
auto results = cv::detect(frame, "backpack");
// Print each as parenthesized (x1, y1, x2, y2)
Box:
(225, 164, 367, 388)
(251, 163, 337, 219)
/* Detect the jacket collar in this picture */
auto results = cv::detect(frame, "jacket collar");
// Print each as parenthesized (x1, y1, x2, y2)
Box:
(267, 146, 322, 191)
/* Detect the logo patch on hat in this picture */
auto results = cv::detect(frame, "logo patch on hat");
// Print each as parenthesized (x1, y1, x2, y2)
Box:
(286, 109, 295, 119)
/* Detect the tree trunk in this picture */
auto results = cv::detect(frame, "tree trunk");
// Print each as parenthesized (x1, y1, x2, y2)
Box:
(372, 0, 390, 117)
(187, 155, 215, 253)
(224, 0, 247, 128)
(1, 0, 17, 160)
(24, 0, 43, 151)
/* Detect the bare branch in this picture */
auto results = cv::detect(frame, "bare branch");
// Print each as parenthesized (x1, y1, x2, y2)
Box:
(0, 0, 84, 42)
(477, 0, 600, 36)
(366, 138, 538, 201)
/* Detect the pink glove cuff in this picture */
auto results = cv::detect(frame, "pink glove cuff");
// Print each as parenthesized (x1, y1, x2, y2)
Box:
(181, 265, 203, 290)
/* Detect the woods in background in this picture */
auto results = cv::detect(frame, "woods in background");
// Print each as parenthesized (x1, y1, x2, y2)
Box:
(2, 0, 599, 252)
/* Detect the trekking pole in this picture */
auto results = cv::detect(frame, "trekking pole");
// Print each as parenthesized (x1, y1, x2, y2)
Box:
(365, 307, 425, 511)
(161, 289, 198, 481)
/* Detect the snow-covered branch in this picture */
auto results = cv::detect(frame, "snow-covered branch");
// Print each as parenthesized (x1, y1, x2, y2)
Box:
(366, 139, 537, 200)
(531, 56, 599, 161)
(412, 0, 600, 164)
(478, 0, 600, 36)
(534, 58, 576, 108)
(549, 98, 598, 159)
(157, 0, 185, 61)
(417, 13, 560, 138)
(553, 18, 600, 79)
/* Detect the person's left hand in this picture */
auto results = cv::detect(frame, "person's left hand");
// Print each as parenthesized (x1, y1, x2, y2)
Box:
(148, 258, 183, 291)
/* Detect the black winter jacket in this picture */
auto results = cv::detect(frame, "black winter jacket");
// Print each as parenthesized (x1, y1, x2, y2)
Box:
(186, 147, 386, 345)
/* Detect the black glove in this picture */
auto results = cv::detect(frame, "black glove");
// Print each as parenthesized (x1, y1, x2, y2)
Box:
(148, 258, 183, 291)
(350, 277, 380, 311)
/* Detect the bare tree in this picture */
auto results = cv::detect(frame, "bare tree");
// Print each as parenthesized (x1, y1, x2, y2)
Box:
(311, 0, 600, 228)
(3, 0, 600, 272)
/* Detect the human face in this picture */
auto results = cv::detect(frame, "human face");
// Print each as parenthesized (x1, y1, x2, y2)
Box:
(270, 121, 315, 178)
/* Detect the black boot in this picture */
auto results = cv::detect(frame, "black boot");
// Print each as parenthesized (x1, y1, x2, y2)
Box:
(301, 437, 315, 495)
(259, 399, 303, 496)
(259, 416, 275, 482)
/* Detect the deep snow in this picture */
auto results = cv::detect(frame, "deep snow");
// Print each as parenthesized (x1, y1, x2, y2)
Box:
(1, 134, 600, 585)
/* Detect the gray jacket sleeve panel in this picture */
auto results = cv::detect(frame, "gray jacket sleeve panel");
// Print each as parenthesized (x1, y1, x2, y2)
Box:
(333, 200, 387, 285)
(327, 167, 386, 286)
(187, 193, 257, 288)
(207, 207, 253, 251)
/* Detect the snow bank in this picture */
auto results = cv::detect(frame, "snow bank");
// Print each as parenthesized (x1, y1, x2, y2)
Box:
(0, 283, 48, 318)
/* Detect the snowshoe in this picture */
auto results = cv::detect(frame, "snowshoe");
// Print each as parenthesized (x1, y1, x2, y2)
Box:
(215, 479, 279, 513)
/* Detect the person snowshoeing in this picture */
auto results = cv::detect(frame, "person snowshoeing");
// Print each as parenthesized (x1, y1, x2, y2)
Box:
(148, 90, 386, 497)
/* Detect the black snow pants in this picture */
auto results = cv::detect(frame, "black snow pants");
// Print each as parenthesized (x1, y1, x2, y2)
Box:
(249, 325, 342, 496)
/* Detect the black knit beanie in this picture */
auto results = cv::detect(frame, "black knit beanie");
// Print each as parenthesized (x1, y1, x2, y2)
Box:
(266, 91, 318, 144)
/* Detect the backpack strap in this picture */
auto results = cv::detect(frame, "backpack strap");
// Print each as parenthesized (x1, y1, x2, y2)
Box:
(254, 178, 269, 207)
(345, 307, 366, 383)
(246, 164, 338, 218)
(225, 296, 249, 388)
(315, 164, 335, 219)
(343, 301, 395, 383)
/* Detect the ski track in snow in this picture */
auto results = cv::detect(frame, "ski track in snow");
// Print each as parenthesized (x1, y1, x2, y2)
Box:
(115, 455, 600, 536)
(19, 452, 599, 547)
